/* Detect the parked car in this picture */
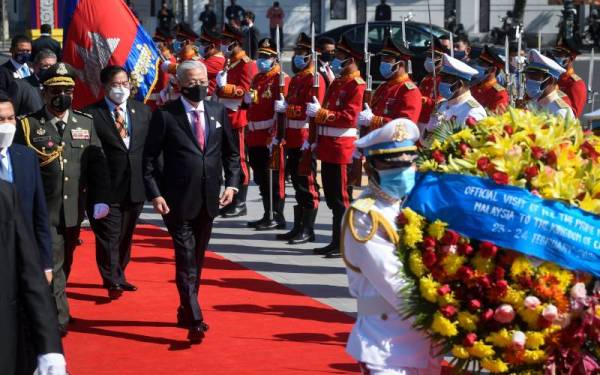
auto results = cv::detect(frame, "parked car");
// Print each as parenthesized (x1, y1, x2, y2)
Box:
(319, 21, 451, 84)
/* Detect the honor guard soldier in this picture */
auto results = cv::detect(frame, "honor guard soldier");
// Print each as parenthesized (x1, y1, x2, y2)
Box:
(198, 28, 226, 97)
(344, 119, 441, 375)
(550, 37, 587, 117)
(14, 62, 110, 336)
(358, 36, 422, 132)
(524, 49, 575, 119)
(417, 38, 449, 131)
(215, 24, 258, 218)
(244, 38, 290, 230)
(317, 36, 337, 88)
(425, 53, 487, 139)
(470, 45, 509, 114)
(274, 32, 325, 244)
(306, 35, 365, 258)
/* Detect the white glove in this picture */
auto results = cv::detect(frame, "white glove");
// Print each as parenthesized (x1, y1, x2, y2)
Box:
(352, 148, 362, 159)
(216, 70, 228, 88)
(274, 94, 287, 113)
(300, 140, 311, 151)
(358, 103, 374, 127)
(243, 91, 253, 104)
(268, 138, 279, 153)
(36, 353, 66, 375)
(93, 203, 110, 220)
(305, 96, 321, 118)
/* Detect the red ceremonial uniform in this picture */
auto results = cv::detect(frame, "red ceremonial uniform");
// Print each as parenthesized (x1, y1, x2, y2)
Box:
(247, 65, 290, 147)
(471, 77, 509, 114)
(285, 66, 326, 148)
(315, 71, 365, 165)
(147, 54, 176, 110)
(216, 51, 257, 129)
(367, 73, 422, 129)
(417, 74, 441, 125)
(203, 52, 226, 96)
(558, 67, 587, 117)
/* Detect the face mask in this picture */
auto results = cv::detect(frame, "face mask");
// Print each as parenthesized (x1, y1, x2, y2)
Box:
(379, 61, 398, 79)
(181, 84, 208, 102)
(321, 51, 335, 63)
(424, 57, 435, 73)
(330, 58, 347, 76)
(378, 167, 416, 199)
(50, 94, 72, 112)
(496, 72, 506, 87)
(220, 42, 235, 57)
(439, 81, 458, 99)
(172, 40, 183, 54)
(0, 123, 16, 149)
(525, 78, 547, 100)
(108, 86, 130, 104)
(14, 52, 31, 65)
(454, 50, 467, 61)
(552, 55, 568, 68)
(257, 58, 274, 73)
(293, 55, 309, 70)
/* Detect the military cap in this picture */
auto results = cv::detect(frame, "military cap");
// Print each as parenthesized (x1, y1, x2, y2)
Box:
(477, 45, 505, 71)
(440, 53, 479, 81)
(552, 36, 580, 56)
(525, 49, 565, 79)
(153, 28, 172, 43)
(355, 118, 419, 157)
(41, 62, 77, 87)
(174, 22, 198, 41)
(378, 36, 414, 61)
(199, 28, 221, 45)
(336, 34, 363, 60)
(221, 23, 245, 42)
(257, 38, 278, 57)
(426, 37, 451, 56)
(295, 32, 311, 51)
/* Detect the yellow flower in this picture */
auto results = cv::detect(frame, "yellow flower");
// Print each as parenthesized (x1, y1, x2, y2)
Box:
(441, 253, 465, 276)
(538, 262, 573, 291)
(457, 311, 479, 332)
(481, 358, 509, 373)
(451, 345, 470, 359)
(431, 312, 458, 337)
(467, 340, 495, 358)
(525, 331, 545, 349)
(523, 349, 546, 364)
(427, 220, 447, 240)
(409, 250, 427, 278)
(510, 256, 533, 278)
(471, 254, 495, 274)
(403, 224, 423, 249)
(419, 276, 439, 303)
(518, 305, 543, 328)
(501, 286, 525, 306)
(485, 329, 512, 348)
(437, 291, 458, 306)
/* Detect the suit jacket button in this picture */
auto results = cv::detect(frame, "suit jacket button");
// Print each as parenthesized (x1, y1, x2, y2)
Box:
(63, 195, 68, 200)
(63, 159, 68, 163)
(61, 141, 66, 146)
(64, 177, 69, 181)
(381, 313, 388, 321)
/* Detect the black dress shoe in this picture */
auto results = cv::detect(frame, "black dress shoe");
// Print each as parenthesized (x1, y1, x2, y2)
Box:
(247, 217, 268, 228)
(187, 321, 209, 344)
(108, 284, 123, 300)
(58, 324, 68, 337)
(324, 249, 341, 258)
(313, 243, 335, 255)
(222, 204, 247, 218)
(121, 282, 137, 291)
(255, 219, 286, 231)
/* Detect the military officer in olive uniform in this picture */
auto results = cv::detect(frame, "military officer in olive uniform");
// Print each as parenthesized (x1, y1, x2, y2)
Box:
(14, 62, 110, 335)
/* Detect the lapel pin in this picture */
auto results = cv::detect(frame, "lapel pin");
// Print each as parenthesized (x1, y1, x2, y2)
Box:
(72, 117, 78, 123)
(131, 108, 136, 114)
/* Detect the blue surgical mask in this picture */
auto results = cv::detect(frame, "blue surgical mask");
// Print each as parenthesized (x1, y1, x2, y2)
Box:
(293, 55, 309, 70)
(379, 61, 398, 79)
(257, 58, 274, 73)
(330, 58, 347, 76)
(525, 78, 547, 100)
(439, 81, 457, 99)
(424, 57, 435, 73)
(496, 71, 506, 87)
(172, 40, 183, 54)
(378, 167, 416, 199)
(454, 50, 467, 61)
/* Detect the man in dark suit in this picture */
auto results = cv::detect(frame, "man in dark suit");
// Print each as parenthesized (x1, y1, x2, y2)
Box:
(243, 11, 260, 60)
(0, 35, 33, 92)
(143, 60, 240, 343)
(0, 179, 66, 374)
(32, 24, 62, 61)
(9, 48, 56, 116)
(84, 65, 152, 299)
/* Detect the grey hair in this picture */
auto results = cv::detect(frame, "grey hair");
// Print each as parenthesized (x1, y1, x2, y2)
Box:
(176, 60, 207, 81)
(34, 48, 57, 64)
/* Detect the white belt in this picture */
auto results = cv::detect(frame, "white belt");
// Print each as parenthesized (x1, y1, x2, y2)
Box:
(216, 97, 242, 112)
(147, 93, 160, 101)
(248, 119, 274, 131)
(287, 119, 309, 129)
(356, 295, 396, 316)
(318, 126, 358, 138)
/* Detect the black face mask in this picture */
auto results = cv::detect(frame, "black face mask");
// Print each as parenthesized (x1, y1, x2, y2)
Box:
(321, 51, 335, 63)
(50, 94, 72, 112)
(181, 85, 208, 102)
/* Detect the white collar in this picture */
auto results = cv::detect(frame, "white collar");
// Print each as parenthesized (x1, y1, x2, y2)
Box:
(448, 90, 473, 105)
(0, 147, 8, 158)
(10, 58, 25, 70)
(180, 96, 205, 113)
(538, 90, 560, 106)
(105, 97, 127, 113)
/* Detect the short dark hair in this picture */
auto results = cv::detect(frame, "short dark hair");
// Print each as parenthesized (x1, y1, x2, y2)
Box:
(318, 36, 336, 47)
(274, 1, 279, 6)
(456, 35, 470, 46)
(34, 49, 57, 64)
(11, 35, 32, 50)
(100, 65, 128, 85)
(245, 11, 255, 21)
(40, 24, 52, 34)
(439, 33, 450, 41)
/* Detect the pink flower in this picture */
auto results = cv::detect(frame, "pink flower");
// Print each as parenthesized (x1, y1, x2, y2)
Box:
(440, 305, 457, 318)
(571, 282, 588, 300)
(511, 330, 526, 348)
(524, 296, 541, 310)
(542, 304, 558, 322)
(494, 304, 515, 323)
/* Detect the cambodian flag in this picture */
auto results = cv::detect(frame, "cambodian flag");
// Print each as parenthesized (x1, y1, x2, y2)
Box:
(62, 0, 160, 109)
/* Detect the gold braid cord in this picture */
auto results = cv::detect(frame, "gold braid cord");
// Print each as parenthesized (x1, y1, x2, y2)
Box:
(21, 118, 63, 167)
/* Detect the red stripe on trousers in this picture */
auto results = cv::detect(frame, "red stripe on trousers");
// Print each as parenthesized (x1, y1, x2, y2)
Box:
(238, 129, 249, 185)
(278, 149, 285, 200)
(307, 172, 319, 209)
(340, 165, 350, 208)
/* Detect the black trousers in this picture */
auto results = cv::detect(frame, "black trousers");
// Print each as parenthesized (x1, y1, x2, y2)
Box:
(248, 146, 285, 213)
(321, 162, 353, 245)
(51, 223, 80, 326)
(163, 206, 213, 323)
(287, 148, 320, 209)
(88, 200, 144, 286)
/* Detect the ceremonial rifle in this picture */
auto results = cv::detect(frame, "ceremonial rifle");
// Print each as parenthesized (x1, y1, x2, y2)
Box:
(516, 25, 525, 104)
(589, 48, 597, 114)
(505, 35, 514, 106)
(298, 22, 319, 176)
(270, 25, 286, 171)
(449, 32, 454, 58)
(402, 14, 412, 75)
(427, 0, 437, 101)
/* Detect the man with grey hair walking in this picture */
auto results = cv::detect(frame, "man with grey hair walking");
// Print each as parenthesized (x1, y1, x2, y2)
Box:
(143, 59, 241, 344)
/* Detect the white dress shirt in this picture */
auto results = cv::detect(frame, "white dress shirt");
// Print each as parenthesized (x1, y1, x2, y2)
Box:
(10, 58, 31, 79)
(0, 147, 13, 183)
(105, 97, 131, 148)
(180, 96, 206, 140)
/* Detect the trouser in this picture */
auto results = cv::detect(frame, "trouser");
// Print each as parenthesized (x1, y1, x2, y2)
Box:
(231, 127, 249, 207)
(163, 206, 213, 323)
(321, 162, 353, 246)
(359, 358, 442, 375)
(248, 146, 286, 215)
(88, 200, 144, 286)
(287, 147, 319, 210)
(50, 224, 80, 326)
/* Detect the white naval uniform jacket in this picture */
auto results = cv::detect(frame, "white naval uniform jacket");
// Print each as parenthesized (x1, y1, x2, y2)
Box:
(426, 91, 487, 135)
(529, 90, 575, 119)
(342, 189, 436, 369)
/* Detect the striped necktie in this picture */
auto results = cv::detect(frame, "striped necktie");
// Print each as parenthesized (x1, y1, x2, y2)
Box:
(114, 107, 128, 138)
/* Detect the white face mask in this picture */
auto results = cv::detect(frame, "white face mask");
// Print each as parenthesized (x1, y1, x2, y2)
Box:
(109, 86, 130, 104)
(0, 123, 16, 149)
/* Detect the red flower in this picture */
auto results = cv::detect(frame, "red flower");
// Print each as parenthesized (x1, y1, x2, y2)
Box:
(528, 133, 536, 141)
(397, 212, 408, 225)
(581, 141, 599, 161)
(495, 279, 509, 294)
(479, 275, 492, 289)
(441, 230, 460, 245)
(438, 284, 452, 296)
(482, 308, 494, 321)
(492, 172, 509, 185)
(458, 243, 473, 256)
(503, 125, 514, 135)
(438, 245, 452, 256)
(493, 266, 506, 280)
(432, 150, 446, 164)
(468, 299, 482, 311)
(465, 116, 477, 127)
(422, 250, 437, 268)
(477, 157, 491, 172)
(531, 146, 545, 160)
(524, 165, 539, 180)
(458, 143, 470, 155)
(463, 333, 478, 347)
(545, 150, 558, 166)
(440, 305, 457, 318)
(457, 266, 474, 281)
(480, 241, 498, 258)
(487, 134, 497, 142)
(422, 236, 437, 250)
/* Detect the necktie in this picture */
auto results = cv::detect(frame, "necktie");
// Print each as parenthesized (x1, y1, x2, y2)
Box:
(56, 120, 66, 137)
(0, 154, 12, 183)
(114, 107, 128, 138)
(193, 110, 205, 151)
(20, 65, 30, 78)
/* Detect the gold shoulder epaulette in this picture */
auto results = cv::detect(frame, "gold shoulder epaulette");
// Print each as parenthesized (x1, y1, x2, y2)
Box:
(467, 99, 480, 108)
(350, 197, 376, 213)
(493, 83, 505, 92)
(73, 110, 93, 119)
(555, 97, 570, 109)
(404, 81, 417, 90)
(17, 113, 34, 121)
(242, 55, 251, 63)
(354, 77, 365, 85)
(571, 73, 581, 81)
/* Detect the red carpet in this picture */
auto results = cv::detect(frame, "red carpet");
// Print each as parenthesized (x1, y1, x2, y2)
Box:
(63, 225, 359, 374)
